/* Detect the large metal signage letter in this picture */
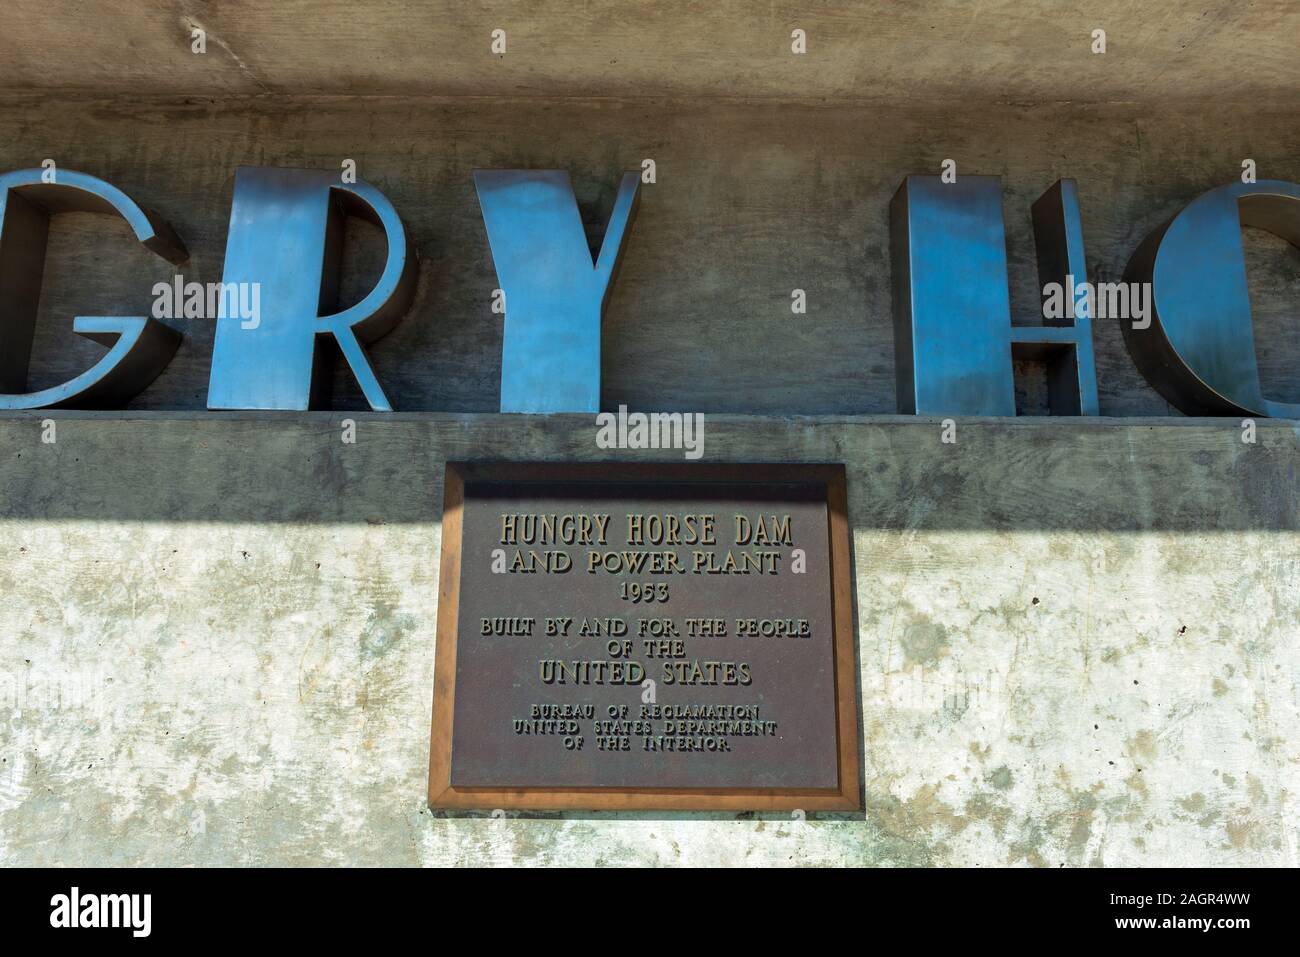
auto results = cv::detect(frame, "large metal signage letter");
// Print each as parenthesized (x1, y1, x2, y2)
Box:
(0, 168, 188, 409)
(207, 167, 417, 411)
(890, 175, 1098, 415)
(474, 170, 640, 413)
(1122, 179, 1300, 417)
(1020, 179, 1099, 415)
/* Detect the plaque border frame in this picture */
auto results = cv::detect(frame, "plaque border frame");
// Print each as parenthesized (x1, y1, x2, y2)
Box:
(428, 461, 861, 811)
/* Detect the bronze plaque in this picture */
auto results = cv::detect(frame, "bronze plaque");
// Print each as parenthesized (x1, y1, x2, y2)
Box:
(428, 463, 860, 811)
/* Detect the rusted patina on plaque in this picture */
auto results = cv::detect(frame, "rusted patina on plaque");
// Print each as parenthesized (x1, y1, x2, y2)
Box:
(428, 463, 860, 811)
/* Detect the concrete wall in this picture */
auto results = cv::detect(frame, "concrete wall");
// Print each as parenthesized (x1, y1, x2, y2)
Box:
(1, 3, 1298, 868)
(1, 413, 1297, 866)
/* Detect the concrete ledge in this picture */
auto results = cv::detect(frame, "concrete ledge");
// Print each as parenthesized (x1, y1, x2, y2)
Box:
(2, 412, 1296, 530)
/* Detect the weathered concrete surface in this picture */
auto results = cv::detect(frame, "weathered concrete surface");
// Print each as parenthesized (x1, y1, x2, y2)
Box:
(1, 96, 1298, 416)
(1, 412, 1297, 866)
(1, 1, 1298, 104)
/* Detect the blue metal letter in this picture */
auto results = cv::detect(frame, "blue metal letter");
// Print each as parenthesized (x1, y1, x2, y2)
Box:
(207, 167, 417, 411)
(1017, 179, 1099, 415)
(0, 168, 187, 410)
(474, 170, 640, 413)
(890, 175, 1099, 416)
(1122, 179, 1300, 417)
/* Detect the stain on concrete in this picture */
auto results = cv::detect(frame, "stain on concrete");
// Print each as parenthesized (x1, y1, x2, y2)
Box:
(901, 620, 950, 668)
(987, 765, 1014, 790)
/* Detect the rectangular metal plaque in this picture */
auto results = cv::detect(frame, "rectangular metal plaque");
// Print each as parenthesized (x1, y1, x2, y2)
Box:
(428, 462, 860, 810)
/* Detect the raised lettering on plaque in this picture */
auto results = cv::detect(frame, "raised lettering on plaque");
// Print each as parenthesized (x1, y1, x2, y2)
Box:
(428, 463, 861, 811)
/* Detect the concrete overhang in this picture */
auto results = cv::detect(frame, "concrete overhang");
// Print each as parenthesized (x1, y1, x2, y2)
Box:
(0, 1, 1297, 104)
